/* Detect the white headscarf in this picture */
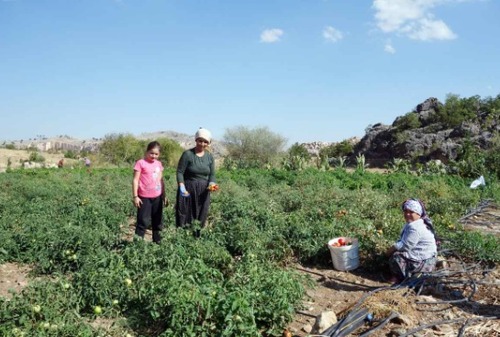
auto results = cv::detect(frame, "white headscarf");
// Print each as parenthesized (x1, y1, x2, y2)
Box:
(195, 127, 212, 143)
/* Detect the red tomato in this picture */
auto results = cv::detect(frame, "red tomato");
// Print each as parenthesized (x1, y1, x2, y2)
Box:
(338, 238, 346, 246)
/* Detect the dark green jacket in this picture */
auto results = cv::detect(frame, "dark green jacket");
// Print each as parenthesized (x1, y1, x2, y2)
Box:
(176, 148, 216, 183)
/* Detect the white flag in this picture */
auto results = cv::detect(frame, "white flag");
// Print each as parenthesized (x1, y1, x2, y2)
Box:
(470, 175, 485, 189)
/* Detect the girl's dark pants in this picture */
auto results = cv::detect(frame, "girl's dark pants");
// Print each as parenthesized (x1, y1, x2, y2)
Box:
(135, 195, 163, 243)
(175, 179, 210, 237)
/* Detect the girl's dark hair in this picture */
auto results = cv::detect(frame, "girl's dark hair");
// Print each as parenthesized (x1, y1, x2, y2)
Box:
(147, 141, 161, 152)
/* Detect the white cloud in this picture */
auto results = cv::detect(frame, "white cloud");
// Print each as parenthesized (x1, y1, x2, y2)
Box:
(372, 0, 458, 41)
(384, 42, 396, 53)
(407, 17, 456, 40)
(260, 29, 284, 43)
(323, 26, 344, 43)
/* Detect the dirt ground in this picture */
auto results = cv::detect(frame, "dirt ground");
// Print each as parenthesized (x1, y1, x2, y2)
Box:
(0, 148, 57, 169)
(285, 261, 499, 337)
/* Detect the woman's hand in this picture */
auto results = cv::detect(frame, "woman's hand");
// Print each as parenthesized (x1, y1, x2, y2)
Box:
(179, 184, 190, 197)
(207, 182, 219, 192)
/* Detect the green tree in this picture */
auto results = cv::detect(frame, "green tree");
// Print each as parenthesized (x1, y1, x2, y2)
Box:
(223, 126, 287, 168)
(287, 142, 310, 159)
(99, 133, 183, 167)
(282, 143, 311, 171)
(64, 150, 78, 159)
(99, 133, 142, 165)
(319, 140, 354, 159)
(28, 151, 45, 163)
(435, 94, 479, 127)
(154, 137, 184, 168)
(393, 111, 421, 131)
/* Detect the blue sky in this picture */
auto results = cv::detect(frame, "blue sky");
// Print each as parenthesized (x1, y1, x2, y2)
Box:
(1, 0, 499, 146)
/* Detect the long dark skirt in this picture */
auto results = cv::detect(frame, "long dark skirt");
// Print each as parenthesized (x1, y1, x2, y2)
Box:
(389, 252, 437, 280)
(175, 179, 211, 229)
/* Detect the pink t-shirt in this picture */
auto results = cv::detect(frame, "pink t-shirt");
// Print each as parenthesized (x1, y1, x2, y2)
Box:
(134, 159, 164, 198)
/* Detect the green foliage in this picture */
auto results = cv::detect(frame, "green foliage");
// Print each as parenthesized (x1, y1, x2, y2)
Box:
(484, 145, 500, 179)
(156, 137, 185, 168)
(64, 150, 78, 159)
(0, 167, 499, 336)
(433, 93, 479, 127)
(387, 158, 412, 174)
(281, 155, 308, 171)
(99, 133, 142, 165)
(445, 231, 500, 262)
(3, 143, 16, 150)
(393, 111, 421, 131)
(355, 154, 367, 172)
(319, 140, 354, 160)
(28, 151, 45, 163)
(329, 156, 347, 169)
(223, 126, 287, 169)
(98, 133, 183, 167)
(282, 144, 310, 171)
(287, 143, 310, 159)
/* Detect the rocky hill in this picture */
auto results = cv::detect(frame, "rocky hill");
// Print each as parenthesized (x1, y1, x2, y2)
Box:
(352, 97, 499, 167)
(2, 96, 498, 169)
(2, 131, 227, 158)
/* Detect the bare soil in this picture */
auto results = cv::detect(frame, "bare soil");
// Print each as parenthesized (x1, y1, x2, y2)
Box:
(0, 263, 30, 299)
(0, 148, 79, 172)
(285, 262, 499, 337)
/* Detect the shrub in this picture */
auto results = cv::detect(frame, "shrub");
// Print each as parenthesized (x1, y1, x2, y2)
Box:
(287, 143, 310, 159)
(64, 150, 78, 159)
(223, 126, 287, 168)
(393, 111, 421, 131)
(98, 134, 183, 167)
(319, 140, 354, 160)
(434, 93, 479, 127)
(4, 143, 16, 150)
(28, 151, 45, 163)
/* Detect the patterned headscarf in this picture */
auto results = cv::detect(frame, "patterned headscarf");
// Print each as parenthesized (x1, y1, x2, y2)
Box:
(402, 198, 436, 237)
(402, 199, 423, 216)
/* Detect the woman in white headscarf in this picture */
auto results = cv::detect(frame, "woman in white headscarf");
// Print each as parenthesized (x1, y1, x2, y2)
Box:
(175, 127, 217, 236)
(386, 198, 437, 282)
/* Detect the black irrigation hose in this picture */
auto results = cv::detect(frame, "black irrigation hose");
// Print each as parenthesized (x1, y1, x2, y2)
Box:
(458, 199, 493, 222)
(457, 318, 472, 337)
(397, 316, 498, 337)
(321, 308, 369, 337)
(330, 309, 370, 337)
(323, 284, 398, 337)
(357, 311, 399, 337)
(324, 273, 433, 336)
(306, 246, 493, 336)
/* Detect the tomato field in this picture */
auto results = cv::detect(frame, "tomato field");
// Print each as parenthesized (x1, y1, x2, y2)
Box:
(0, 167, 499, 336)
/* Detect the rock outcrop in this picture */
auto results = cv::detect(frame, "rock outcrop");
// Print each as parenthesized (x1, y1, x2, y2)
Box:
(353, 97, 499, 167)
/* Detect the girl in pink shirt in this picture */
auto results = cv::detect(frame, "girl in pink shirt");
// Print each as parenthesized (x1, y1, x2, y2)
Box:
(132, 141, 167, 243)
